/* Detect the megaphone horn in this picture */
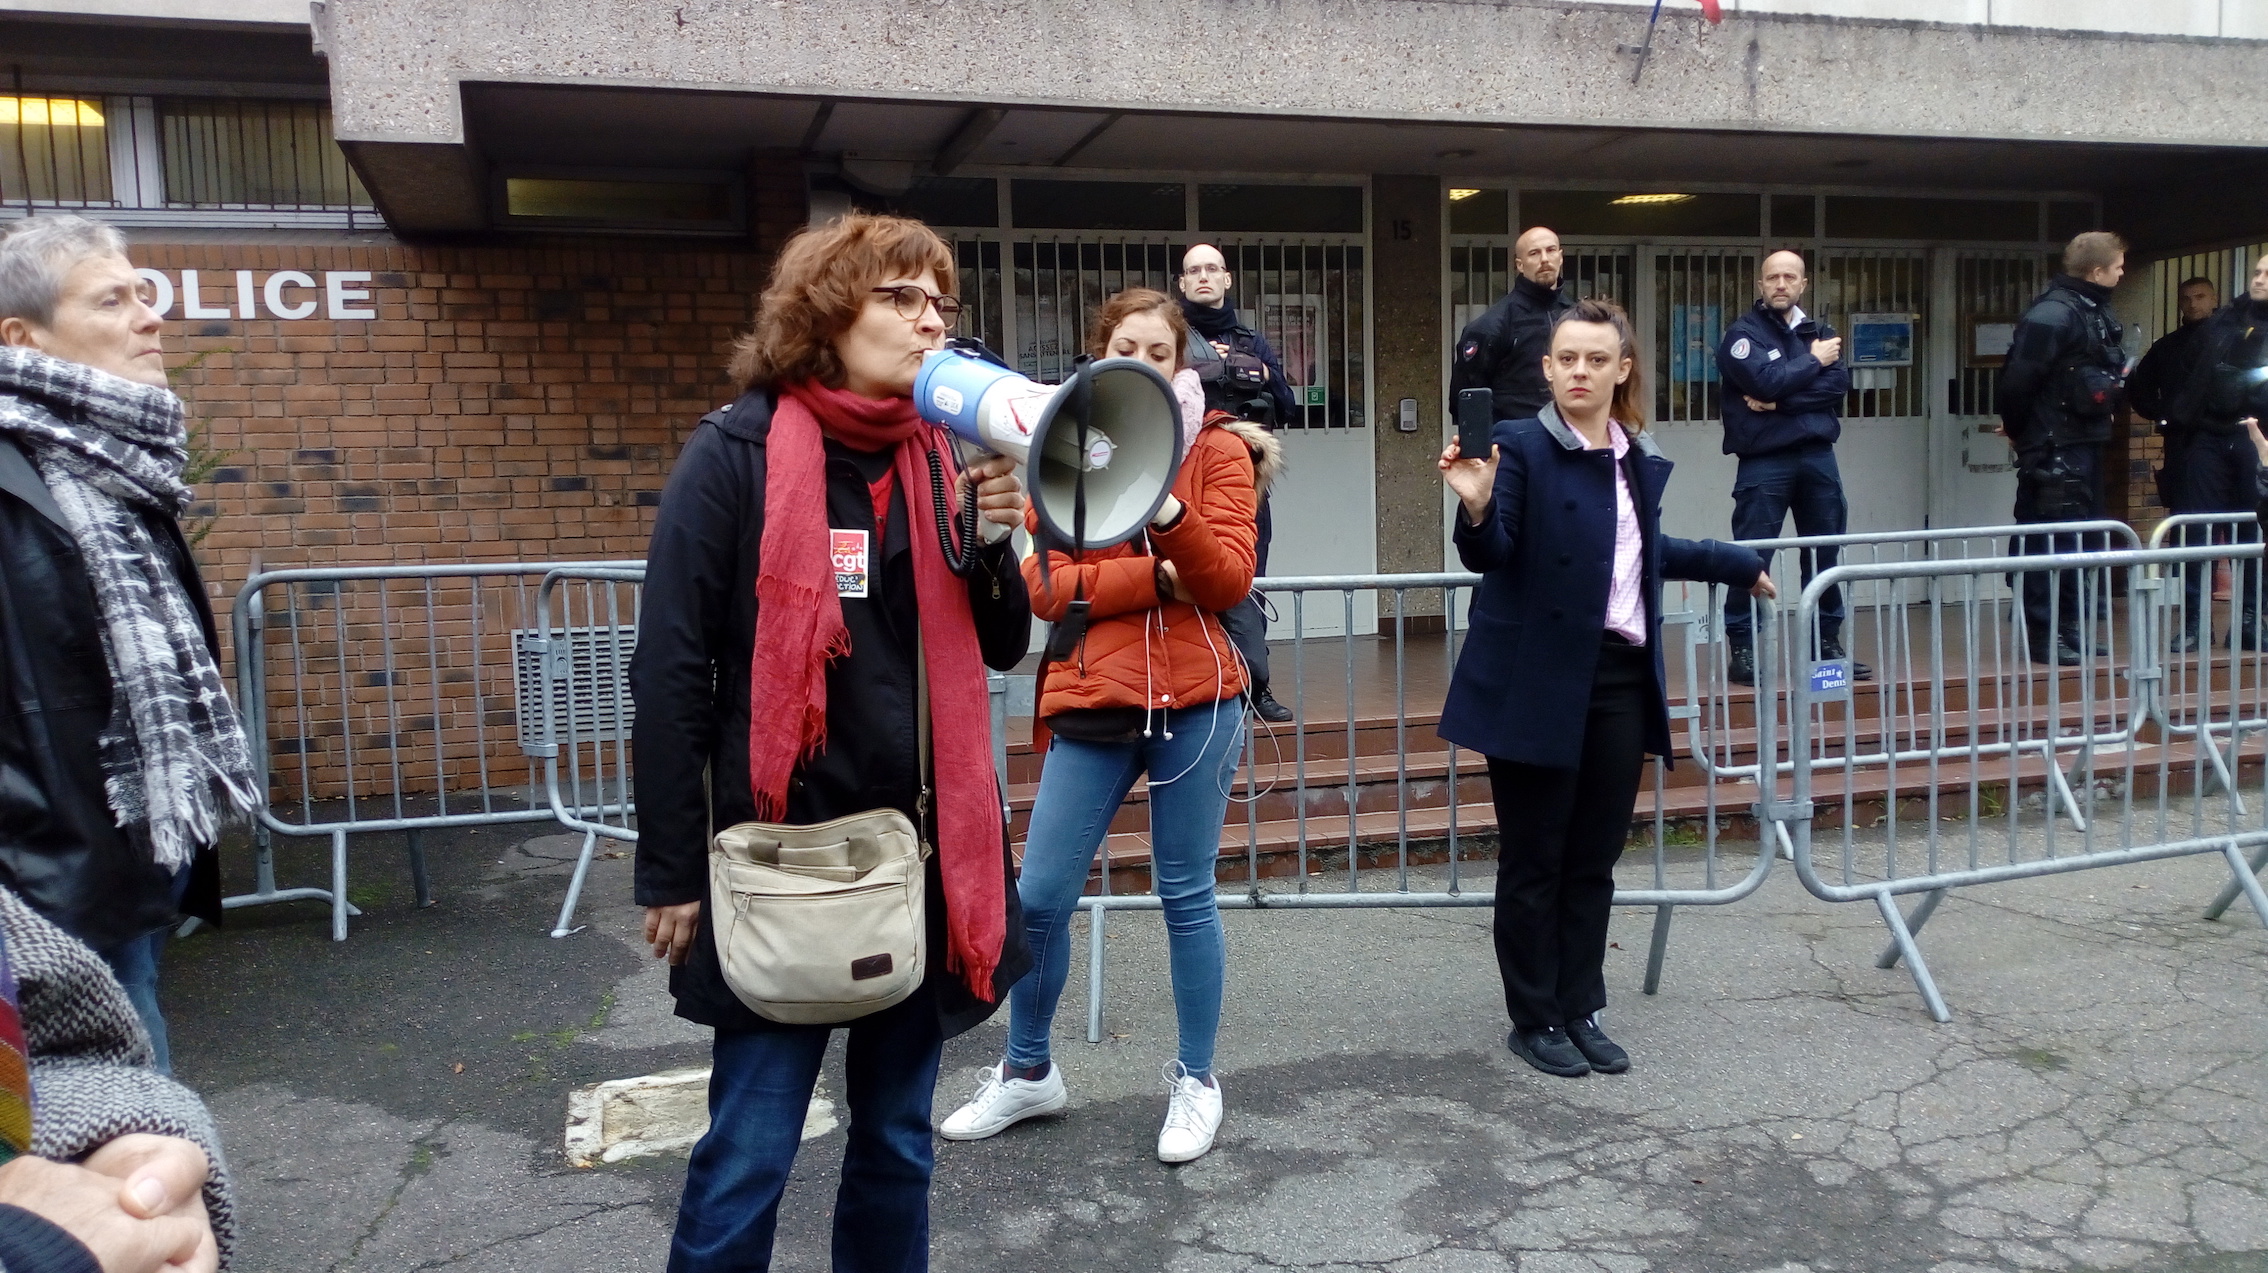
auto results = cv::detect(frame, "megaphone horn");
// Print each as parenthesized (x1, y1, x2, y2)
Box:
(915, 348, 1185, 550)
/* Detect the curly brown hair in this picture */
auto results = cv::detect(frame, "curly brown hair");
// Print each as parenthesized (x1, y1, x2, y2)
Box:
(1084, 287, 1189, 368)
(726, 213, 958, 392)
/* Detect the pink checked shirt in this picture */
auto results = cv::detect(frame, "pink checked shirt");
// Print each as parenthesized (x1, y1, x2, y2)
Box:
(1604, 424, 1647, 646)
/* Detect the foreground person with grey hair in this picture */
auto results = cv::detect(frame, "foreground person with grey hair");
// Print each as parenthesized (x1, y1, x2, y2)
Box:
(0, 214, 255, 1076)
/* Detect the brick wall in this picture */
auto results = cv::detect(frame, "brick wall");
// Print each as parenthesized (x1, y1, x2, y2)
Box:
(133, 235, 776, 802)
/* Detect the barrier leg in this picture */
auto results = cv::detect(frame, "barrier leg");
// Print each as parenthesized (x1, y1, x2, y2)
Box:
(551, 829, 598, 938)
(2043, 756, 2088, 833)
(331, 828, 350, 942)
(1876, 887, 1948, 969)
(1641, 905, 1674, 995)
(2213, 841, 2268, 929)
(406, 829, 432, 908)
(2204, 841, 2268, 921)
(1085, 902, 1107, 1045)
(1875, 891, 1950, 1022)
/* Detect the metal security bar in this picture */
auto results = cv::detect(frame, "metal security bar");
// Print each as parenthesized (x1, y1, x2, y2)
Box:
(529, 567, 645, 938)
(1780, 542, 2268, 1021)
(1073, 571, 1782, 1043)
(231, 562, 633, 939)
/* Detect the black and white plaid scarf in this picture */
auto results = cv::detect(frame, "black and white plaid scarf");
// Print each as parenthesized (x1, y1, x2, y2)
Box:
(0, 348, 254, 871)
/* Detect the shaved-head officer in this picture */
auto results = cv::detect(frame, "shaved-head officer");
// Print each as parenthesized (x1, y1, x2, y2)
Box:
(1450, 226, 1574, 421)
(1715, 249, 1867, 685)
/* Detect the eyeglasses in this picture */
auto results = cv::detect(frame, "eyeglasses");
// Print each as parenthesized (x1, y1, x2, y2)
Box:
(1181, 264, 1230, 278)
(871, 285, 962, 329)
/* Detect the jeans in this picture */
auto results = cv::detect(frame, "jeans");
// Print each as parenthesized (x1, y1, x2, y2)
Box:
(98, 927, 171, 1076)
(1722, 443, 1848, 646)
(667, 994, 945, 1273)
(1007, 697, 1244, 1076)
(1484, 639, 1650, 1029)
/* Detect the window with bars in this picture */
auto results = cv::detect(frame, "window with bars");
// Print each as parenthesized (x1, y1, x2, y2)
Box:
(1450, 241, 1633, 334)
(1654, 249, 1758, 425)
(1813, 250, 1927, 419)
(159, 98, 369, 208)
(0, 97, 112, 205)
(1953, 253, 2052, 417)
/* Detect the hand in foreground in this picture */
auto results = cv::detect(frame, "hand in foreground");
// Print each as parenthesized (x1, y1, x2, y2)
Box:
(1743, 396, 1777, 412)
(0, 1154, 206, 1273)
(1438, 439, 1499, 524)
(1157, 560, 1197, 604)
(964, 453, 1024, 544)
(83, 1136, 217, 1273)
(644, 902, 701, 965)
(1751, 571, 1778, 600)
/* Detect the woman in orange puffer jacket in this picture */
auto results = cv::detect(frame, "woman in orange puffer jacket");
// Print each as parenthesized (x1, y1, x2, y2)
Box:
(940, 287, 1281, 1166)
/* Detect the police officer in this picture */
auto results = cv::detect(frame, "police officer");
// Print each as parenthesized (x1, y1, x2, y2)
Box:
(1179, 243, 1299, 723)
(2167, 252, 2268, 648)
(1997, 231, 2130, 665)
(1450, 226, 1574, 421)
(1714, 250, 1866, 686)
(2127, 275, 2227, 649)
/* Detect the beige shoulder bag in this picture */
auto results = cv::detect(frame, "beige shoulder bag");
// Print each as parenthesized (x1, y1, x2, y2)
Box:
(708, 645, 932, 1025)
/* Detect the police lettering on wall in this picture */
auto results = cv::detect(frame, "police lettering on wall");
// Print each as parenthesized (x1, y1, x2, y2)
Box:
(132, 269, 378, 321)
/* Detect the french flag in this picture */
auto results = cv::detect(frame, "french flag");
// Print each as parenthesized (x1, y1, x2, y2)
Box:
(1699, 0, 1723, 20)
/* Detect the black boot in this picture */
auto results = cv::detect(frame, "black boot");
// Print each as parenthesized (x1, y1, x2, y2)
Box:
(1250, 682, 1294, 724)
(1816, 634, 1873, 682)
(1727, 644, 1756, 687)
(2029, 633, 2083, 666)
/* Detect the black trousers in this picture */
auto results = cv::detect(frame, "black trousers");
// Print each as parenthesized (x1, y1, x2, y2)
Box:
(1221, 495, 1273, 687)
(2171, 431, 2262, 631)
(2011, 442, 2106, 640)
(1486, 638, 1651, 1030)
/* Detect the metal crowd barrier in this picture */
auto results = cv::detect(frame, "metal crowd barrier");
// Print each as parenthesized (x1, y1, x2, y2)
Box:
(1779, 539, 2268, 1021)
(1073, 570, 1782, 1043)
(231, 561, 636, 938)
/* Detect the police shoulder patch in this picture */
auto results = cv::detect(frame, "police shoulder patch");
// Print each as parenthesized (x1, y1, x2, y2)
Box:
(1729, 337, 1753, 360)
(1459, 339, 1481, 360)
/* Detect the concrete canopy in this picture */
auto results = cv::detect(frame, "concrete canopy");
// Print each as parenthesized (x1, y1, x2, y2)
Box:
(315, 0, 2268, 242)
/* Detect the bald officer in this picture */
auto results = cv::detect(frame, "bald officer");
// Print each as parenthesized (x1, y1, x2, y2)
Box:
(1450, 226, 1574, 422)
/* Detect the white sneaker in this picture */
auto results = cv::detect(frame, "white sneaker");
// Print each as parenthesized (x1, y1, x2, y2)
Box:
(937, 1063, 1067, 1141)
(1156, 1062, 1223, 1163)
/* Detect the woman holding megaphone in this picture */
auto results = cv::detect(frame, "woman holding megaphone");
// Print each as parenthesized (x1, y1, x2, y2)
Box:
(941, 288, 1281, 1164)
(630, 213, 1033, 1272)
(1437, 298, 1773, 1080)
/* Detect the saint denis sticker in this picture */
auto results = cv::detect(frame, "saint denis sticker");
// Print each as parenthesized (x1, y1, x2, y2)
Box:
(832, 529, 871, 598)
(1809, 659, 1851, 697)
(1729, 337, 1753, 359)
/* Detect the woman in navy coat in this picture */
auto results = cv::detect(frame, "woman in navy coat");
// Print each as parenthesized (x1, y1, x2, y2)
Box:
(1438, 298, 1773, 1079)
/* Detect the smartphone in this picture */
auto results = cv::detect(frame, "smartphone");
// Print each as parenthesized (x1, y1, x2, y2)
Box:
(1455, 388, 1496, 462)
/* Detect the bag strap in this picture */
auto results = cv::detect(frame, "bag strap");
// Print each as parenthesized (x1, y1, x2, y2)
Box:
(915, 627, 933, 828)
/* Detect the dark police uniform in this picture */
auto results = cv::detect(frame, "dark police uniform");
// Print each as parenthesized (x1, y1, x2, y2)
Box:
(1450, 274, 1575, 422)
(2127, 314, 2216, 512)
(2166, 295, 2268, 643)
(1996, 274, 2127, 658)
(1713, 299, 1853, 661)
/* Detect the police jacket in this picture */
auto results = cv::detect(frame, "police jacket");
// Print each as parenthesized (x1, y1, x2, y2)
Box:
(629, 391, 1035, 1038)
(2171, 296, 2268, 436)
(2126, 317, 2214, 433)
(1715, 301, 1849, 458)
(0, 438, 223, 951)
(1180, 300, 1299, 427)
(1450, 275, 1575, 421)
(1997, 275, 2126, 450)
(1439, 406, 1765, 770)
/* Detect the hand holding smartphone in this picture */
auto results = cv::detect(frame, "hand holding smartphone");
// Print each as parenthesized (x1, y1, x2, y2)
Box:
(1455, 388, 1496, 461)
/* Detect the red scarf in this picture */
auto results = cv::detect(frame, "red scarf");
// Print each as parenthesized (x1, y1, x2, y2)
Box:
(748, 379, 1006, 1001)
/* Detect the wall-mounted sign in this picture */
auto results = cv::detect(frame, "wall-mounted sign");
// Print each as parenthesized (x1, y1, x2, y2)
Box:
(133, 268, 377, 321)
(1848, 313, 1916, 367)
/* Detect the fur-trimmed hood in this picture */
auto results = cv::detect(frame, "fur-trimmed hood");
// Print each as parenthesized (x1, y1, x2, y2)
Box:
(1207, 412, 1286, 496)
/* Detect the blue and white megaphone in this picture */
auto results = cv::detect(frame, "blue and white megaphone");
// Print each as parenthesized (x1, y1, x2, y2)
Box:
(915, 346, 1183, 550)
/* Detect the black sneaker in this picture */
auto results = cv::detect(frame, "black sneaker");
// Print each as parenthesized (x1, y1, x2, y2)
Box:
(1563, 1015, 1630, 1074)
(2029, 635, 2082, 666)
(1507, 1027, 1591, 1078)
(1816, 636, 1873, 682)
(1250, 684, 1294, 723)
(1727, 645, 1756, 687)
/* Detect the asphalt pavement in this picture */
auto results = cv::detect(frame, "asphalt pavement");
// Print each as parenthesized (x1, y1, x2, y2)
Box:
(163, 815, 2268, 1272)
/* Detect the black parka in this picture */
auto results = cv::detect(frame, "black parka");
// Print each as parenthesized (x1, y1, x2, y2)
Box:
(1997, 275, 2127, 450)
(629, 390, 1034, 1037)
(1450, 275, 1576, 422)
(0, 436, 224, 951)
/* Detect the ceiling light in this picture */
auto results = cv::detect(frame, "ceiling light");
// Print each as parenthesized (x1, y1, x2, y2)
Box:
(1449, 188, 1482, 202)
(0, 97, 104, 127)
(1436, 148, 1476, 160)
(1612, 193, 1696, 206)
